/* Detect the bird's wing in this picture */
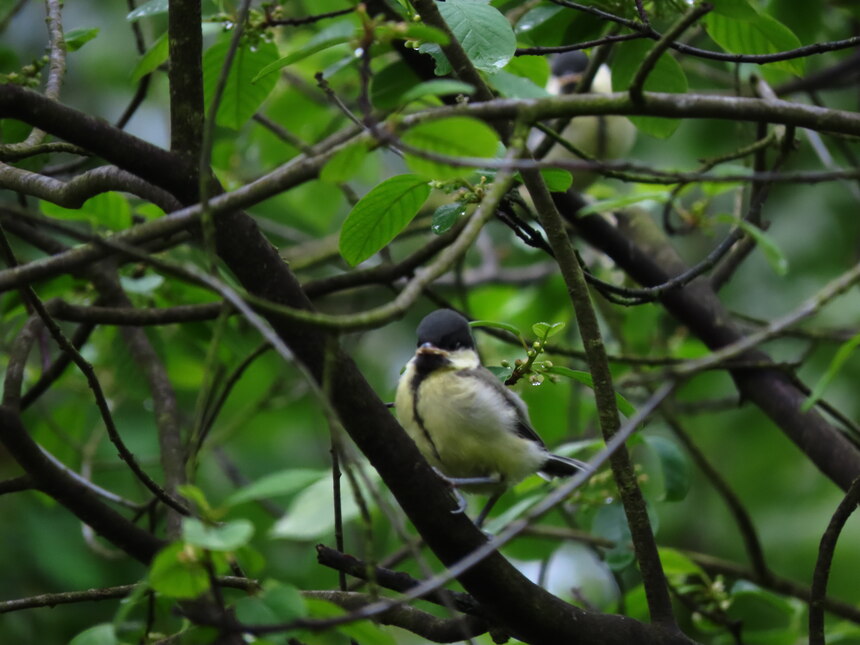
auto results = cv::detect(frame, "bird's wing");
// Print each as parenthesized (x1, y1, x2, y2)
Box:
(458, 366, 547, 447)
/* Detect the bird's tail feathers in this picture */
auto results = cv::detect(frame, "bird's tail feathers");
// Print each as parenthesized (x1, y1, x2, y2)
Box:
(540, 453, 590, 478)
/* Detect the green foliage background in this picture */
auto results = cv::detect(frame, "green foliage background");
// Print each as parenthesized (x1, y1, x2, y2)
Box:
(1, 0, 860, 643)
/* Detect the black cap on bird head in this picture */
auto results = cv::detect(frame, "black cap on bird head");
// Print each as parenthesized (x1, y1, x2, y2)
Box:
(551, 51, 589, 94)
(416, 309, 475, 352)
(551, 51, 589, 78)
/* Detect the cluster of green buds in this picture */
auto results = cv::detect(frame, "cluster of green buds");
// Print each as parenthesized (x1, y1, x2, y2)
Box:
(0, 55, 47, 88)
(505, 321, 566, 386)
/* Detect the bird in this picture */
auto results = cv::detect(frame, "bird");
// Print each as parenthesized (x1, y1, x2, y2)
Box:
(395, 309, 588, 526)
(538, 51, 637, 190)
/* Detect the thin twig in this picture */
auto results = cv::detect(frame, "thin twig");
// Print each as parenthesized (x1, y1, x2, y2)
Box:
(809, 477, 860, 644)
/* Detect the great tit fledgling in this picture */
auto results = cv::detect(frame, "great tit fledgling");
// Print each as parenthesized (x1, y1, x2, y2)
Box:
(395, 309, 587, 525)
(541, 51, 636, 190)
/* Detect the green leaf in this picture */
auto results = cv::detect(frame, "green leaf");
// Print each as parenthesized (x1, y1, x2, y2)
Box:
(111, 578, 150, 634)
(271, 474, 362, 540)
(437, 0, 516, 73)
(131, 32, 168, 82)
(539, 168, 573, 192)
(320, 141, 370, 184)
(149, 542, 209, 599)
(177, 484, 211, 514)
(486, 364, 514, 381)
(398, 23, 450, 46)
(182, 518, 254, 551)
(416, 42, 452, 76)
(370, 60, 423, 109)
(726, 583, 802, 642)
(226, 468, 327, 506)
(40, 191, 132, 231)
(504, 54, 551, 89)
(487, 70, 549, 98)
(532, 321, 565, 339)
(768, 0, 822, 46)
(126, 0, 168, 21)
(235, 582, 308, 627)
(802, 332, 860, 412)
(430, 201, 467, 234)
(400, 79, 475, 104)
(612, 40, 688, 138)
(338, 174, 431, 266)
(544, 366, 636, 417)
(576, 191, 670, 217)
(402, 116, 500, 179)
(304, 598, 397, 645)
(705, 12, 805, 76)
(659, 547, 706, 577)
(69, 624, 117, 645)
(642, 435, 690, 502)
(203, 36, 280, 129)
(715, 214, 789, 276)
(253, 21, 355, 83)
(469, 318, 523, 339)
(65, 28, 99, 52)
(592, 502, 635, 571)
(709, 0, 759, 19)
(253, 37, 349, 82)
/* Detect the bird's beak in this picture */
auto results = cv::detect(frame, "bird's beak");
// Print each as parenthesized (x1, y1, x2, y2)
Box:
(417, 343, 447, 356)
(551, 72, 583, 94)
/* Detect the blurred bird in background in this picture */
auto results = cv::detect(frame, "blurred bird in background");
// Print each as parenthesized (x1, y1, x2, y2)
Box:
(537, 51, 636, 191)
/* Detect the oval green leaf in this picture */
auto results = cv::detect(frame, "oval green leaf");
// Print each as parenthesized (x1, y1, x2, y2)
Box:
(253, 20, 355, 83)
(131, 32, 168, 82)
(182, 517, 255, 551)
(271, 475, 363, 540)
(715, 214, 789, 276)
(371, 60, 423, 109)
(469, 318, 524, 339)
(65, 28, 99, 52)
(69, 624, 117, 645)
(430, 201, 467, 234)
(642, 435, 691, 502)
(203, 36, 280, 130)
(402, 116, 500, 179)
(40, 191, 132, 231)
(252, 36, 350, 83)
(438, 0, 516, 73)
(127, 0, 167, 21)
(532, 321, 566, 339)
(320, 141, 370, 184)
(226, 468, 327, 506)
(338, 174, 430, 266)
(705, 12, 805, 76)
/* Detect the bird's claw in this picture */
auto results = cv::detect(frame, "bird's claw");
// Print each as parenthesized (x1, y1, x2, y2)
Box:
(430, 467, 469, 514)
(450, 489, 468, 515)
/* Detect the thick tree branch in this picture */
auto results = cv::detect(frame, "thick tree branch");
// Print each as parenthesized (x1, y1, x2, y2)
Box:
(168, 0, 203, 163)
(523, 167, 676, 629)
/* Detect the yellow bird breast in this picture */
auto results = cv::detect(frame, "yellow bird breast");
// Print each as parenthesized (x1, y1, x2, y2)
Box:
(395, 360, 546, 492)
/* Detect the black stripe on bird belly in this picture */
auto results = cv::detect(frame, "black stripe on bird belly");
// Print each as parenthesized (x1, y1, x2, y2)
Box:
(409, 357, 449, 464)
(410, 352, 451, 390)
